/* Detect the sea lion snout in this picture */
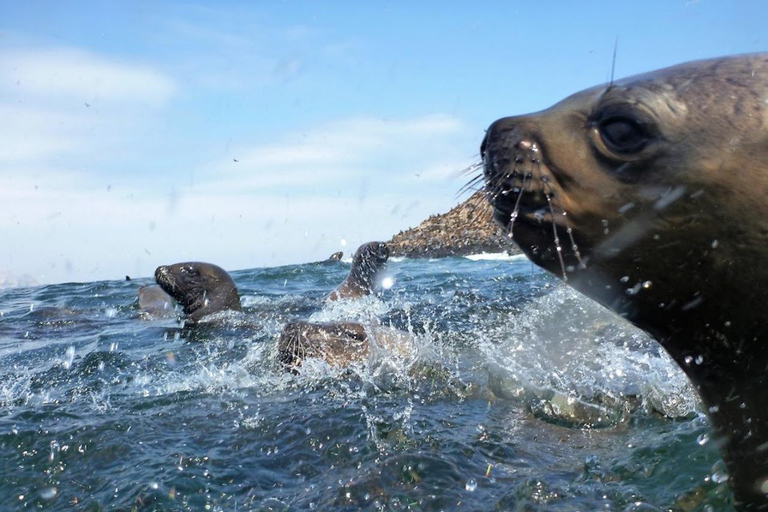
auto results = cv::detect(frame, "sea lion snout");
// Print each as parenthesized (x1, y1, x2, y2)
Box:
(482, 119, 558, 231)
(154, 266, 173, 289)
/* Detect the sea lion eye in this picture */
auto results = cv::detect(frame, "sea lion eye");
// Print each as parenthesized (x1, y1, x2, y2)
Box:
(598, 116, 649, 154)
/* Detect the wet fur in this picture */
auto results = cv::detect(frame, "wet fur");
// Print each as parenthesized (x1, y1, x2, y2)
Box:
(328, 242, 389, 300)
(480, 54, 768, 510)
(154, 262, 242, 324)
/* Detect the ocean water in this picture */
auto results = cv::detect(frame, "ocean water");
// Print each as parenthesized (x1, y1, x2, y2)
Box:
(0, 256, 733, 511)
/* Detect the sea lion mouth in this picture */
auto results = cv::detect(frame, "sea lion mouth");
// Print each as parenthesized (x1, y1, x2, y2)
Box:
(482, 129, 586, 279)
(154, 266, 176, 292)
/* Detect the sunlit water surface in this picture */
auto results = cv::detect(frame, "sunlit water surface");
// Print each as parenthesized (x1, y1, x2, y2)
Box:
(0, 256, 733, 511)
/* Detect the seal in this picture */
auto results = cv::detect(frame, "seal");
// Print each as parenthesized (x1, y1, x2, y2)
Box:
(481, 53, 768, 509)
(154, 262, 243, 324)
(278, 321, 369, 368)
(277, 320, 414, 369)
(327, 251, 344, 262)
(137, 284, 176, 318)
(328, 242, 389, 300)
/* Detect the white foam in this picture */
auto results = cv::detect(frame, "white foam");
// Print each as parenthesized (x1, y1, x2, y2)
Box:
(464, 252, 526, 262)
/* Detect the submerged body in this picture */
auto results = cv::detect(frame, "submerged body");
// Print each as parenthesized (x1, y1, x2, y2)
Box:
(277, 320, 414, 369)
(154, 262, 242, 324)
(327, 242, 389, 300)
(482, 53, 768, 509)
(137, 284, 176, 318)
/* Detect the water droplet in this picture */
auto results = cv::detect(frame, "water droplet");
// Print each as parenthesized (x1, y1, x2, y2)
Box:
(697, 433, 710, 446)
(684, 356, 694, 365)
(711, 470, 729, 484)
(695, 355, 704, 365)
(620, 276, 630, 283)
(758, 476, 768, 494)
(39, 487, 57, 500)
(381, 277, 395, 290)
(642, 281, 652, 289)
(62, 346, 76, 370)
(724, 321, 732, 327)
(708, 405, 720, 413)
(465, 479, 478, 492)
(711, 240, 719, 249)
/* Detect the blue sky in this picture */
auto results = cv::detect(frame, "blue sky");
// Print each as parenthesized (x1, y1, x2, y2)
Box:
(1, 1, 766, 285)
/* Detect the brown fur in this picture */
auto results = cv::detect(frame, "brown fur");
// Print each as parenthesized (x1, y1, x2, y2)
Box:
(482, 54, 768, 510)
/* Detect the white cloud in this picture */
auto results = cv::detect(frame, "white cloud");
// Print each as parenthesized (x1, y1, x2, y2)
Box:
(0, 47, 176, 105)
(0, 44, 477, 284)
(203, 114, 471, 192)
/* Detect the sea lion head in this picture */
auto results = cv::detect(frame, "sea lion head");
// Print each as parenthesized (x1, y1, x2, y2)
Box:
(482, 53, 768, 507)
(154, 262, 242, 323)
(351, 241, 389, 285)
(277, 321, 369, 370)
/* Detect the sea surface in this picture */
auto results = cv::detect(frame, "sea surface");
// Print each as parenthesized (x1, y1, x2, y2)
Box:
(0, 255, 733, 511)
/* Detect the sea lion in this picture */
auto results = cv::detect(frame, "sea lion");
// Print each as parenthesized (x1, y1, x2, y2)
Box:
(277, 320, 414, 369)
(481, 53, 768, 509)
(328, 242, 389, 300)
(327, 251, 344, 262)
(154, 262, 243, 324)
(137, 284, 176, 318)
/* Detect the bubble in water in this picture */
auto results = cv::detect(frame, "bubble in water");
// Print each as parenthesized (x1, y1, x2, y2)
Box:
(622, 502, 662, 511)
(39, 487, 57, 500)
(62, 346, 75, 370)
(711, 460, 729, 484)
(50, 440, 60, 461)
(465, 479, 478, 492)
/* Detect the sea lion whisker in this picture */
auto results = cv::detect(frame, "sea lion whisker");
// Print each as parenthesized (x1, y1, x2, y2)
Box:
(537, 162, 568, 281)
(506, 172, 530, 239)
(458, 161, 485, 176)
(545, 191, 568, 282)
(457, 173, 486, 197)
(540, 177, 586, 270)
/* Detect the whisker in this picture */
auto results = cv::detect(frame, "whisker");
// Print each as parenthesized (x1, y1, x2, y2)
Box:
(538, 161, 568, 282)
(457, 173, 485, 197)
(458, 161, 485, 176)
(539, 173, 586, 270)
(507, 173, 529, 239)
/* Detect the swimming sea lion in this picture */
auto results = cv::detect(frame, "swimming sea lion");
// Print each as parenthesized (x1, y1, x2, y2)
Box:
(327, 251, 344, 262)
(277, 320, 414, 369)
(137, 284, 176, 318)
(154, 262, 242, 324)
(328, 242, 389, 300)
(481, 53, 768, 509)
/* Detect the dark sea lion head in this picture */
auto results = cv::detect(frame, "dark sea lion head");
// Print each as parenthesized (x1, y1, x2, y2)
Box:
(277, 321, 369, 370)
(154, 262, 243, 323)
(482, 53, 768, 508)
(351, 241, 389, 285)
(327, 251, 344, 262)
